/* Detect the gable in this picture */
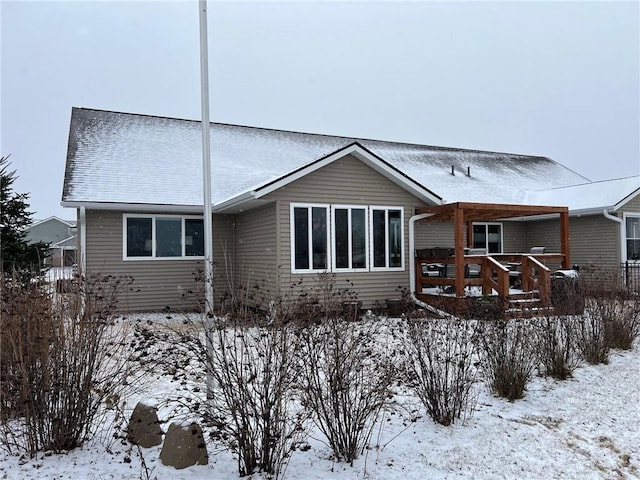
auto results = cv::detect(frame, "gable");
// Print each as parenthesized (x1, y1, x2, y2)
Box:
(263, 153, 429, 207)
(26, 217, 75, 244)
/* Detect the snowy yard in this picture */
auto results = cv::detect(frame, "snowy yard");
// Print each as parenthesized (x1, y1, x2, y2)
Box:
(1, 315, 638, 480)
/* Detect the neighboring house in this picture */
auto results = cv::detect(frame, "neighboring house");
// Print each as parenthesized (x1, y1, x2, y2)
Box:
(25, 216, 77, 267)
(61, 107, 640, 312)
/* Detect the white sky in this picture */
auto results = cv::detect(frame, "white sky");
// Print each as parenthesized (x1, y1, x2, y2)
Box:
(1, 0, 639, 220)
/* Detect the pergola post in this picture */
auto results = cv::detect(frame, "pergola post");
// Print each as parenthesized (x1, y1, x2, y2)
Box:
(560, 211, 571, 268)
(454, 205, 466, 297)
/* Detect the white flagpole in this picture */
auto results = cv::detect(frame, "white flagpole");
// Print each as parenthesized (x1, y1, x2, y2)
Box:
(199, 0, 214, 317)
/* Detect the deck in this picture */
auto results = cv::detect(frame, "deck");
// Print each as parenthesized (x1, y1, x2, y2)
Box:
(414, 252, 567, 318)
(411, 202, 573, 319)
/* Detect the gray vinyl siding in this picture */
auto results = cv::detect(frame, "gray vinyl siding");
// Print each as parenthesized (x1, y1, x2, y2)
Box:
(502, 221, 526, 253)
(621, 192, 640, 212)
(414, 221, 524, 253)
(233, 203, 279, 303)
(415, 222, 454, 250)
(26, 218, 74, 244)
(264, 154, 428, 308)
(85, 209, 233, 312)
(524, 215, 619, 270)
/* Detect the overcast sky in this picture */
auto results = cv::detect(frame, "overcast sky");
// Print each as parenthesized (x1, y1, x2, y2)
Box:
(2, 0, 639, 220)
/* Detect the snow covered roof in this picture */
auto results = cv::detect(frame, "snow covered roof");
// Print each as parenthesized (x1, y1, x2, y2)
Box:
(30, 216, 76, 228)
(529, 176, 640, 214)
(63, 108, 592, 213)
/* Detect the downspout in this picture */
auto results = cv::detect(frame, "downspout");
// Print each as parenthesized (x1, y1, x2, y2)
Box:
(603, 209, 622, 224)
(603, 209, 623, 264)
(79, 206, 86, 274)
(409, 213, 454, 318)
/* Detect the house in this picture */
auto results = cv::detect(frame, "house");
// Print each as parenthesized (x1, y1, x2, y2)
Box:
(61, 107, 640, 313)
(25, 216, 77, 267)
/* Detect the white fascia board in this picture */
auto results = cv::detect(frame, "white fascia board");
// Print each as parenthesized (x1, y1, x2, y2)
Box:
(61, 201, 205, 213)
(613, 187, 640, 211)
(250, 143, 442, 204)
(212, 190, 257, 213)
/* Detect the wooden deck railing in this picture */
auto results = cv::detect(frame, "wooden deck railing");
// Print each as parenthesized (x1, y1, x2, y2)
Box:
(415, 252, 561, 306)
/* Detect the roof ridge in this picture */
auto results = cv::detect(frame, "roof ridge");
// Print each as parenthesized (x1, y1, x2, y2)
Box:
(72, 106, 551, 159)
(536, 175, 640, 192)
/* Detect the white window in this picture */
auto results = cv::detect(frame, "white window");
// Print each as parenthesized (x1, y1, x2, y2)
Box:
(291, 204, 329, 272)
(290, 203, 404, 273)
(370, 207, 404, 270)
(123, 214, 204, 260)
(332, 206, 368, 271)
(624, 213, 640, 262)
(472, 222, 503, 254)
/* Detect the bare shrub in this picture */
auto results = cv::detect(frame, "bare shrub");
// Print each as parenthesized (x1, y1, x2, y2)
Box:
(576, 308, 609, 365)
(535, 316, 581, 380)
(590, 293, 639, 351)
(0, 274, 140, 457)
(477, 320, 539, 401)
(299, 317, 395, 464)
(284, 273, 361, 325)
(143, 317, 306, 478)
(402, 318, 478, 425)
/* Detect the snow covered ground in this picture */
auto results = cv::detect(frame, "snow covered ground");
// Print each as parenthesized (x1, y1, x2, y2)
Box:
(1, 318, 638, 480)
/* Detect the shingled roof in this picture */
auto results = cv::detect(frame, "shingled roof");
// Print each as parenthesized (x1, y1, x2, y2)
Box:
(62, 107, 590, 212)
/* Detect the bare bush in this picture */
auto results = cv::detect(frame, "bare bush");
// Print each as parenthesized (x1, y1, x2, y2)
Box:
(590, 293, 639, 351)
(0, 275, 140, 457)
(576, 308, 609, 365)
(284, 273, 361, 325)
(477, 320, 539, 401)
(402, 318, 478, 425)
(299, 317, 395, 465)
(143, 317, 306, 478)
(535, 316, 581, 380)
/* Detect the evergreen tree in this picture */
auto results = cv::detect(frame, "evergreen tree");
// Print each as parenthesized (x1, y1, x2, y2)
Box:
(1, 155, 49, 276)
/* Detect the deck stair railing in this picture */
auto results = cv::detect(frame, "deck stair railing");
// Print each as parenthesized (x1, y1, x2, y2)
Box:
(521, 255, 551, 305)
(481, 256, 509, 298)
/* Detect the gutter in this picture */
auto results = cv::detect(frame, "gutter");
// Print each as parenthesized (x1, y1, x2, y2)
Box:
(408, 212, 455, 319)
(603, 209, 623, 224)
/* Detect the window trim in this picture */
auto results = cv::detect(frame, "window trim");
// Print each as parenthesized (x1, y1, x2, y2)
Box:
(290, 203, 405, 274)
(122, 214, 205, 261)
(471, 222, 504, 254)
(331, 205, 369, 273)
(623, 212, 640, 263)
(290, 203, 330, 274)
(369, 206, 405, 272)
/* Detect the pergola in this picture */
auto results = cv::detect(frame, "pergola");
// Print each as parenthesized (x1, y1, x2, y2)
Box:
(415, 202, 571, 298)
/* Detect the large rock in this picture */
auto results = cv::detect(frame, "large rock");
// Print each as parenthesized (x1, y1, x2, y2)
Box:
(126, 402, 163, 448)
(159, 422, 208, 469)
